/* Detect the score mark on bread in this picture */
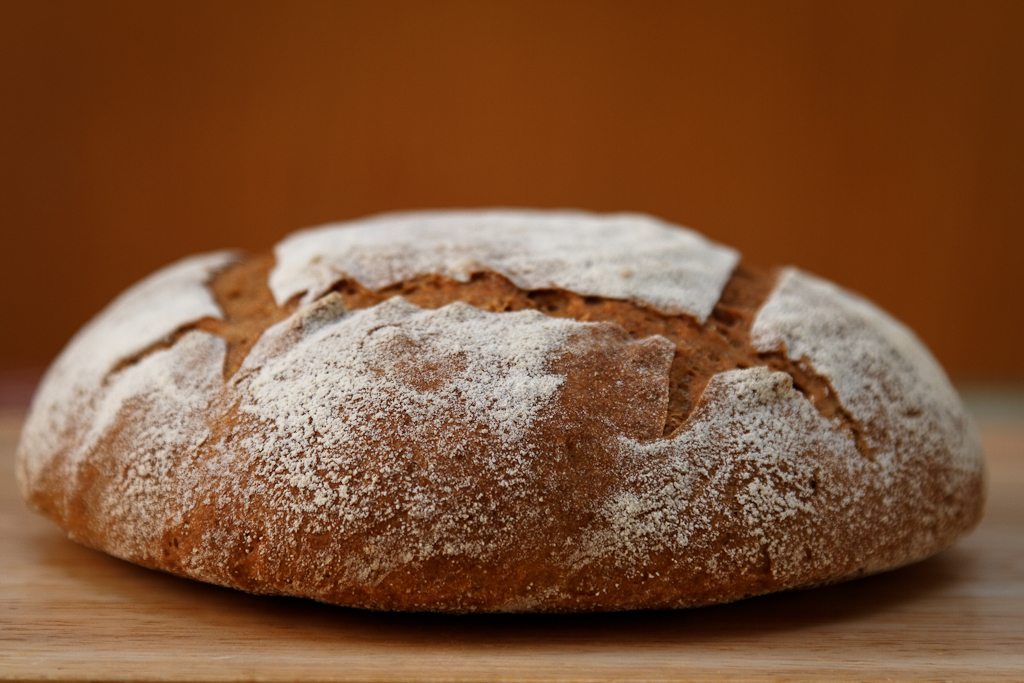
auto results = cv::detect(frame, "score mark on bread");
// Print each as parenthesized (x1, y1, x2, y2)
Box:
(16, 210, 985, 613)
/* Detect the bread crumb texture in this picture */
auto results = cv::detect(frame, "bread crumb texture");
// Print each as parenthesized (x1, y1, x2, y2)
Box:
(16, 210, 985, 613)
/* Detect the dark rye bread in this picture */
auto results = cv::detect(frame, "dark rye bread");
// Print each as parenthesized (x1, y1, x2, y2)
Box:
(16, 210, 985, 613)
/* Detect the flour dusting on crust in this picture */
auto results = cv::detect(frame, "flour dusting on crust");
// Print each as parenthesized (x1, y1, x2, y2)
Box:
(79, 331, 227, 561)
(580, 369, 869, 586)
(751, 268, 983, 477)
(18, 251, 237, 488)
(241, 297, 574, 450)
(269, 210, 739, 320)
(172, 298, 678, 604)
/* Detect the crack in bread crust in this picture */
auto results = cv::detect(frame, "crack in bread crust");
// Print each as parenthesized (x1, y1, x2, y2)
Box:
(110, 253, 875, 456)
(106, 255, 294, 380)
(169, 253, 872, 456)
(193, 254, 297, 378)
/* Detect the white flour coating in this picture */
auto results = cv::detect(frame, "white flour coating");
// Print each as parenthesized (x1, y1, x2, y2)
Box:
(17, 251, 237, 487)
(269, 210, 739, 320)
(577, 368, 868, 580)
(178, 298, 611, 585)
(240, 296, 574, 450)
(751, 268, 983, 477)
(85, 331, 226, 561)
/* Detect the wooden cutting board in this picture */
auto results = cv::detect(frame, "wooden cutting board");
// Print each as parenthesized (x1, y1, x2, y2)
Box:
(2, 412, 1022, 682)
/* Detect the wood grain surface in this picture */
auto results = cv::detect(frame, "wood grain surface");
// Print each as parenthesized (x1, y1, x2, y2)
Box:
(1, 412, 1022, 682)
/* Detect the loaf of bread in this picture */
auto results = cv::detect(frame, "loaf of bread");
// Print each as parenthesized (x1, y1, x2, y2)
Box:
(16, 210, 985, 612)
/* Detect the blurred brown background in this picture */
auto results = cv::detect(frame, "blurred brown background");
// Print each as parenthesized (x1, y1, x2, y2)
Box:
(1, 0, 1022, 380)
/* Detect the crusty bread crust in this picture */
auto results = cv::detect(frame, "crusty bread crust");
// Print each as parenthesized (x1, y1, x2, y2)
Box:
(16, 210, 985, 612)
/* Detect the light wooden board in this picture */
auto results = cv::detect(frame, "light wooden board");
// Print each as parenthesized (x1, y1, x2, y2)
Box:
(1, 412, 1022, 682)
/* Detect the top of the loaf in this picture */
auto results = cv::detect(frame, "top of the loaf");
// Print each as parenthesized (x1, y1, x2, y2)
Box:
(269, 210, 740, 321)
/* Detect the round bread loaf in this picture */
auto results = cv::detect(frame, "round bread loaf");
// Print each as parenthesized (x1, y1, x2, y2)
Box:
(16, 210, 985, 613)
